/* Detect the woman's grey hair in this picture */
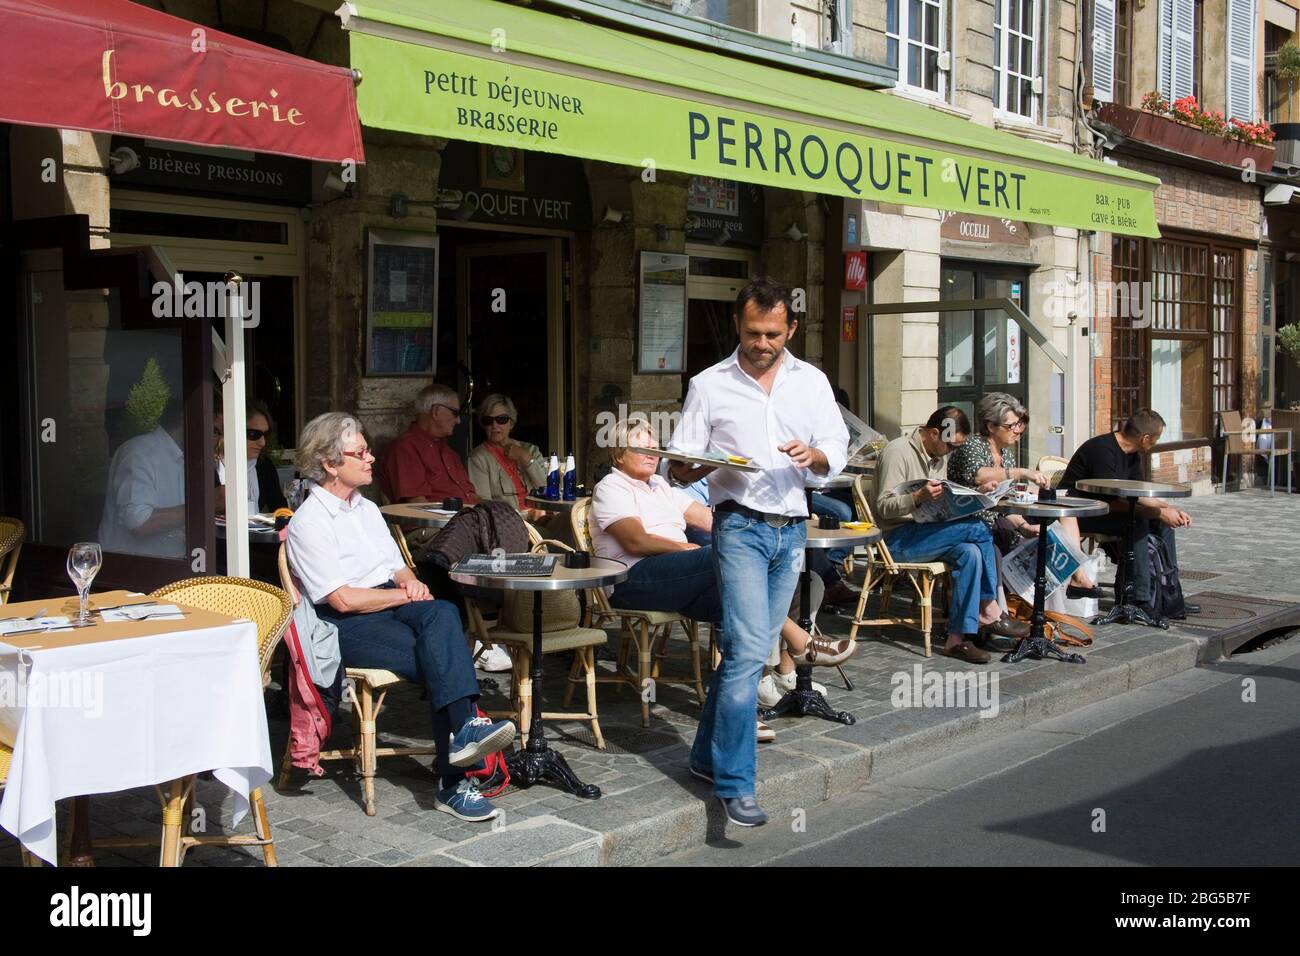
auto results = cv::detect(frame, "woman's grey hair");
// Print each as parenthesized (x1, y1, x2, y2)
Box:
(414, 384, 458, 415)
(609, 416, 656, 467)
(477, 393, 518, 424)
(978, 392, 1029, 437)
(295, 412, 363, 483)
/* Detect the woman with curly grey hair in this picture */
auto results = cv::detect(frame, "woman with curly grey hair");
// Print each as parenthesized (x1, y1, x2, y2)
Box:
(286, 412, 515, 822)
(947, 393, 1099, 594)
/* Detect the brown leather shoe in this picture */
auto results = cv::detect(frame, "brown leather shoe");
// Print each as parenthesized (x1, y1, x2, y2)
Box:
(821, 580, 861, 607)
(942, 641, 992, 664)
(983, 615, 1030, 640)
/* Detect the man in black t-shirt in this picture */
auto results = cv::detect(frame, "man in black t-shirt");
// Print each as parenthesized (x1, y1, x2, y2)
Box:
(1061, 409, 1193, 612)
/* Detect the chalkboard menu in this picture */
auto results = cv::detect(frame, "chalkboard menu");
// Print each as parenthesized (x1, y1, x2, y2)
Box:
(367, 230, 439, 375)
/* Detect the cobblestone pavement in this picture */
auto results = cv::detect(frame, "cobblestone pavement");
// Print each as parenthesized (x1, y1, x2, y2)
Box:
(2, 490, 1292, 866)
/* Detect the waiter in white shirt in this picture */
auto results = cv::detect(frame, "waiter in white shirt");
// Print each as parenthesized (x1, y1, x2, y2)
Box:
(667, 277, 848, 828)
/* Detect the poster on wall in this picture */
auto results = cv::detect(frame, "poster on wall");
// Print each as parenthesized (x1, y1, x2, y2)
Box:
(638, 252, 689, 374)
(367, 231, 438, 376)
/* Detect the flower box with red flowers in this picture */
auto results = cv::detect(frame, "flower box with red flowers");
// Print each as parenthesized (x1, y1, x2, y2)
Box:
(1097, 95, 1275, 170)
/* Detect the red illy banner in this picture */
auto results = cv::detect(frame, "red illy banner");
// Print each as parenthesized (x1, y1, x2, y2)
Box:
(844, 251, 868, 291)
(0, 0, 365, 164)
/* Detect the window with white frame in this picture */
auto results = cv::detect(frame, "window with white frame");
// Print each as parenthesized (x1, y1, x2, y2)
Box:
(1157, 0, 1197, 102)
(993, 0, 1042, 120)
(886, 0, 947, 95)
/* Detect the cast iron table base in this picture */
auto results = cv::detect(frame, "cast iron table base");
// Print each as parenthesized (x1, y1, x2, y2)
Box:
(505, 590, 601, 799)
(1000, 511, 1087, 666)
(1091, 501, 1169, 630)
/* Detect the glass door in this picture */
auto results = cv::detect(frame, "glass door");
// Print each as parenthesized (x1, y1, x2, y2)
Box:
(939, 263, 1030, 425)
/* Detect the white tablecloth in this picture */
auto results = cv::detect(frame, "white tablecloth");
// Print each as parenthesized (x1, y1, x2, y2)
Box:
(0, 619, 273, 864)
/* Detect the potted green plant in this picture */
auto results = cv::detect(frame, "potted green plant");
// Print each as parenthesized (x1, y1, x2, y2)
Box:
(1280, 322, 1300, 363)
(1274, 39, 1300, 164)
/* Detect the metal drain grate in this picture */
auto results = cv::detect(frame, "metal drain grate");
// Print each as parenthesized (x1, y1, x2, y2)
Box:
(1181, 570, 1223, 582)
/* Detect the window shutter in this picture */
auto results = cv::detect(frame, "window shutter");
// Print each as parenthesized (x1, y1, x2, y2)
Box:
(1226, 0, 1257, 121)
(1093, 0, 1116, 103)
(1158, 0, 1173, 98)
(1171, 0, 1196, 100)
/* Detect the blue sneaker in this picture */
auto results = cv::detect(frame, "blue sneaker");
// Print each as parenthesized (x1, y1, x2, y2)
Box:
(448, 716, 516, 768)
(718, 796, 768, 827)
(435, 779, 500, 822)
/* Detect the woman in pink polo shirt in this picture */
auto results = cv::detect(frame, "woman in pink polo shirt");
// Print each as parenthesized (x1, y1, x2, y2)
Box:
(591, 420, 854, 669)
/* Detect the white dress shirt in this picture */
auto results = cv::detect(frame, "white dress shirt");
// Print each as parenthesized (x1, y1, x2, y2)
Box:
(591, 468, 694, 568)
(98, 426, 186, 557)
(217, 457, 260, 514)
(286, 482, 407, 605)
(668, 347, 848, 517)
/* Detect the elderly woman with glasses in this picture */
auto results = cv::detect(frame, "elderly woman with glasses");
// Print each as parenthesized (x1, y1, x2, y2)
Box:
(286, 412, 515, 823)
(947, 392, 1096, 590)
(467, 393, 549, 520)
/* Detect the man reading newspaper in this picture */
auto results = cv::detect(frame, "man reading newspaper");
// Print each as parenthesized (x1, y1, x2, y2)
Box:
(871, 407, 1029, 663)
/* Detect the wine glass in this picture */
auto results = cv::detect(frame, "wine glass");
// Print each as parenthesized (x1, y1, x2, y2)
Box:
(67, 542, 103, 626)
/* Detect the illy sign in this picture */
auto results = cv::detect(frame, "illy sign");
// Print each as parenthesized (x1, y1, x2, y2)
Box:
(844, 251, 868, 291)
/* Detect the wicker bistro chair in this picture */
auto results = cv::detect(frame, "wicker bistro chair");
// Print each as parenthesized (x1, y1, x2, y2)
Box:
(0, 517, 24, 604)
(1035, 455, 1071, 489)
(847, 475, 951, 659)
(276, 544, 436, 817)
(121, 577, 293, 867)
(462, 532, 609, 750)
(1, 744, 38, 866)
(570, 497, 706, 728)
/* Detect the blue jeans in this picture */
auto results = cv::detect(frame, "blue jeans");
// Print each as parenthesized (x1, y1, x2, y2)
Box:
(690, 510, 804, 799)
(610, 546, 723, 624)
(317, 596, 479, 785)
(883, 518, 998, 635)
(810, 491, 853, 582)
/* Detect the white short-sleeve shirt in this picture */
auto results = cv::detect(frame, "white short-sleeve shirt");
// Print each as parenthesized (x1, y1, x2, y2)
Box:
(591, 468, 694, 568)
(286, 482, 407, 605)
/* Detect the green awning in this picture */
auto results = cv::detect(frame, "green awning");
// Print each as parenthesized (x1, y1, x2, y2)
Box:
(338, 0, 1160, 237)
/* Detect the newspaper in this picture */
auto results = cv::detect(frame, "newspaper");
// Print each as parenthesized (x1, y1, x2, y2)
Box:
(839, 403, 884, 459)
(1002, 525, 1087, 602)
(892, 478, 1015, 523)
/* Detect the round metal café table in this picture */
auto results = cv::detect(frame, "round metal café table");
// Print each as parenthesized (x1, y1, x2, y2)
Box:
(524, 495, 580, 513)
(1074, 478, 1192, 629)
(841, 458, 877, 476)
(450, 556, 627, 800)
(380, 503, 457, 528)
(995, 497, 1109, 663)
(760, 509, 881, 725)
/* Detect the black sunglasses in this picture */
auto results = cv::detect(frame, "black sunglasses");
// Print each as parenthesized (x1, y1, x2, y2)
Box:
(246, 428, 271, 441)
(480, 414, 512, 426)
(434, 403, 463, 419)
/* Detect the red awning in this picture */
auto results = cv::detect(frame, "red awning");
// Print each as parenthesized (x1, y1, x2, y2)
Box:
(0, 0, 365, 164)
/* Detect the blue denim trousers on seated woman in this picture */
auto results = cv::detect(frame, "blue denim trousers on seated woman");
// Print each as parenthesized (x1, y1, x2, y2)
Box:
(882, 517, 998, 635)
(316, 593, 480, 787)
(809, 491, 854, 582)
(690, 509, 804, 799)
(608, 545, 724, 624)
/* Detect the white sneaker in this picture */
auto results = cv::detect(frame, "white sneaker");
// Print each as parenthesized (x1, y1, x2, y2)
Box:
(473, 641, 513, 673)
(756, 719, 776, 743)
(758, 670, 828, 707)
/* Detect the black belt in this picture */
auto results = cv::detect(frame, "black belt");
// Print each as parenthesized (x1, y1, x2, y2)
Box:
(714, 500, 805, 527)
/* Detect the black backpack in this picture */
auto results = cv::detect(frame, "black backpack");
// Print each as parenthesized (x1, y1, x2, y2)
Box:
(1146, 532, 1186, 620)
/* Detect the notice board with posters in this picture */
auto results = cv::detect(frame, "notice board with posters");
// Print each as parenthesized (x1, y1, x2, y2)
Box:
(637, 252, 689, 373)
(367, 230, 439, 375)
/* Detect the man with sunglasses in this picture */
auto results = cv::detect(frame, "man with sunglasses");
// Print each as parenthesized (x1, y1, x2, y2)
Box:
(872, 406, 1023, 664)
(378, 384, 480, 507)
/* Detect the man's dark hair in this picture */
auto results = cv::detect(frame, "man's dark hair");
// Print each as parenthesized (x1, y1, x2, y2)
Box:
(734, 276, 795, 324)
(1121, 408, 1166, 439)
(925, 405, 971, 437)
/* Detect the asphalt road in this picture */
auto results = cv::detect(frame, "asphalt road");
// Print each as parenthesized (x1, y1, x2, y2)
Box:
(657, 637, 1300, 867)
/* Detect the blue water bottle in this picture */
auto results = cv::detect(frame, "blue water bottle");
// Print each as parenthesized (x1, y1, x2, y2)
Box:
(545, 454, 560, 500)
(563, 454, 577, 500)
